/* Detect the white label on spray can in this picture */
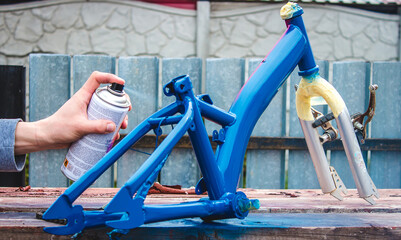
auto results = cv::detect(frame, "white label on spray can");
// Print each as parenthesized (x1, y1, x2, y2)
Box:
(61, 85, 129, 181)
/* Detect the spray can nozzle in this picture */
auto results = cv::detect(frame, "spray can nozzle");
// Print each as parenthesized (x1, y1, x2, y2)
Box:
(110, 83, 124, 93)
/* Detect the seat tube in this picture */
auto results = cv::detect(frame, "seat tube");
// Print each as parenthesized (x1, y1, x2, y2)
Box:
(188, 106, 226, 200)
(170, 75, 226, 200)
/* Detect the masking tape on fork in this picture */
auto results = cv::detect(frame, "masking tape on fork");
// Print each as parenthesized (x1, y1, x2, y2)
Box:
(296, 74, 345, 121)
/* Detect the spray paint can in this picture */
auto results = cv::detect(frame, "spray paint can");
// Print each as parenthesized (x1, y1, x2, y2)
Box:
(61, 83, 130, 181)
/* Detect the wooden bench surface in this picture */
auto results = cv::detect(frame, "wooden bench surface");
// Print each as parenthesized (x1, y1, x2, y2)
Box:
(0, 187, 400, 239)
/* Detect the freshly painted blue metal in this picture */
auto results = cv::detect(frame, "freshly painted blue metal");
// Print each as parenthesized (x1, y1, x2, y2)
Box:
(244, 58, 286, 189)
(284, 15, 318, 76)
(197, 98, 236, 127)
(218, 24, 307, 192)
(148, 115, 183, 126)
(143, 199, 231, 223)
(43, 3, 344, 236)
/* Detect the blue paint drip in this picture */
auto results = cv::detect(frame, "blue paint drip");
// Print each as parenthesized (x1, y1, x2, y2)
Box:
(107, 228, 130, 240)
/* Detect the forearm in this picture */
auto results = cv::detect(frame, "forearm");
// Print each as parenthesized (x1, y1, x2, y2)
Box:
(14, 119, 66, 155)
(14, 121, 42, 155)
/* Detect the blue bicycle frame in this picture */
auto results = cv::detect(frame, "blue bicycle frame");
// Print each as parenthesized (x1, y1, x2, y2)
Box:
(42, 2, 371, 236)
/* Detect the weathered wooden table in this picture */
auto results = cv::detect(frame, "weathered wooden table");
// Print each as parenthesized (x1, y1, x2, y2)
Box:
(0, 187, 400, 239)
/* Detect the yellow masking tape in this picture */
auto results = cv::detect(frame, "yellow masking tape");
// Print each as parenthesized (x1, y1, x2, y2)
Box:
(280, 2, 295, 20)
(296, 74, 345, 121)
(280, 2, 302, 20)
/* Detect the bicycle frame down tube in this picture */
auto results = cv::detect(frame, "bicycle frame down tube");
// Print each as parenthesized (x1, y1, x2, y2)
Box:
(63, 102, 180, 202)
(217, 24, 308, 192)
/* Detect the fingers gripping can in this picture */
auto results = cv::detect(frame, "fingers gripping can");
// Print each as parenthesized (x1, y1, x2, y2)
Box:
(61, 83, 130, 181)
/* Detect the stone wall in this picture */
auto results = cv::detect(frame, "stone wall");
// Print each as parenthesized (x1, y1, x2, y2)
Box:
(209, 3, 400, 61)
(0, 0, 399, 66)
(0, 0, 197, 66)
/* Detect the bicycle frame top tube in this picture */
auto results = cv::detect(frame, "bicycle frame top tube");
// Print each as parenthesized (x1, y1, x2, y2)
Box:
(216, 2, 319, 193)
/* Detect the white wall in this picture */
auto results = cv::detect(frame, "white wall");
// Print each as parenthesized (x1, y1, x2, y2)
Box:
(209, 3, 399, 61)
(0, 0, 398, 66)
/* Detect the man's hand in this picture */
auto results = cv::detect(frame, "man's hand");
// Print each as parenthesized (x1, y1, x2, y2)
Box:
(14, 71, 131, 155)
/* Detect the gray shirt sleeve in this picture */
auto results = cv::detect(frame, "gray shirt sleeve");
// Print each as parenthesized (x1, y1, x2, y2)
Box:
(0, 119, 26, 172)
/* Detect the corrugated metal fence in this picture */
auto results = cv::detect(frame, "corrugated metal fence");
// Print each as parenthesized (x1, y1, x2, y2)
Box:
(28, 54, 401, 189)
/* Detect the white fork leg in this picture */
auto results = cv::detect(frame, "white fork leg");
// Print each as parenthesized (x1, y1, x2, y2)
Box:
(299, 119, 347, 200)
(336, 107, 379, 205)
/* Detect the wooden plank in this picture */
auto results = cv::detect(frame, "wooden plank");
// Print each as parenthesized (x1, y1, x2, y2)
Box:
(72, 55, 115, 93)
(160, 148, 199, 188)
(160, 58, 202, 188)
(1, 212, 401, 240)
(116, 57, 159, 187)
(246, 59, 286, 189)
(287, 60, 329, 189)
(121, 135, 401, 151)
(205, 58, 245, 186)
(1, 188, 401, 213)
(330, 61, 370, 189)
(103, 213, 401, 239)
(370, 62, 401, 188)
(72, 55, 116, 188)
(1, 188, 401, 239)
(205, 58, 245, 135)
(119, 57, 159, 133)
(28, 54, 70, 187)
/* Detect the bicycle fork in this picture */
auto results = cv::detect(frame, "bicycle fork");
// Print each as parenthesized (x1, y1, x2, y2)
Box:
(296, 73, 379, 204)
